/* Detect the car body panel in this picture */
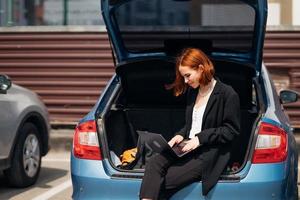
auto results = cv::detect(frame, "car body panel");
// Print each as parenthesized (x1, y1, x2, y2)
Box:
(0, 83, 50, 170)
(71, 0, 298, 199)
(71, 153, 292, 199)
(71, 63, 298, 199)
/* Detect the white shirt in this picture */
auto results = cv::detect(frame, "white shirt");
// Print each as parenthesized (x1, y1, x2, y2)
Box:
(188, 104, 206, 138)
(188, 80, 216, 139)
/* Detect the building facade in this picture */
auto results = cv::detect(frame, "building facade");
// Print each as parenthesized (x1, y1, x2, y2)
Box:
(1, 0, 300, 26)
(0, 0, 299, 126)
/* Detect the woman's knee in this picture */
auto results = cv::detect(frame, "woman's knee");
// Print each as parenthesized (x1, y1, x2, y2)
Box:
(145, 153, 172, 173)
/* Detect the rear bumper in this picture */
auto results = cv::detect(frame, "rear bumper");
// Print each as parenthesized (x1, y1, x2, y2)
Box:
(71, 155, 142, 200)
(71, 156, 295, 200)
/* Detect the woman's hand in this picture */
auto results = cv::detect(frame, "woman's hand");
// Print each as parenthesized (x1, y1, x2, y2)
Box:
(181, 137, 200, 152)
(168, 135, 184, 147)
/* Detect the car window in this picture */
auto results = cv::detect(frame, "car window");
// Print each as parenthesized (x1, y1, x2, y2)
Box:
(113, 0, 255, 54)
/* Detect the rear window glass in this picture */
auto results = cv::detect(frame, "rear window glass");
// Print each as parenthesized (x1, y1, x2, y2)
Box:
(113, 0, 256, 54)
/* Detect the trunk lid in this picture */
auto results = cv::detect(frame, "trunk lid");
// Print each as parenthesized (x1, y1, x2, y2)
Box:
(101, 0, 267, 73)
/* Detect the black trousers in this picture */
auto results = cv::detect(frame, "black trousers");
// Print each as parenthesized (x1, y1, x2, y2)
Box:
(139, 149, 204, 200)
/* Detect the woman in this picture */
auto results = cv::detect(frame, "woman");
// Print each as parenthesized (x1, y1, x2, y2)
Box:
(139, 48, 240, 200)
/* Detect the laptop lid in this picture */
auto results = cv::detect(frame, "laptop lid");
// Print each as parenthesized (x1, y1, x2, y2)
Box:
(137, 130, 190, 157)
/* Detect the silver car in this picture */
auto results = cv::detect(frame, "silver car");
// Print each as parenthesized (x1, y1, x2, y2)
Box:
(0, 74, 50, 187)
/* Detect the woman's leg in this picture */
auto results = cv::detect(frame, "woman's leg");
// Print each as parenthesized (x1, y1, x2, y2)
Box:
(161, 156, 204, 199)
(139, 153, 176, 200)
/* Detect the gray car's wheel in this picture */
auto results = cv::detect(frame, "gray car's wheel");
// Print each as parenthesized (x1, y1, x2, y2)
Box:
(4, 122, 42, 187)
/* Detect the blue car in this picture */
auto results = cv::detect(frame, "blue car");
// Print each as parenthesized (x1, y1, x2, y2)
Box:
(71, 0, 299, 199)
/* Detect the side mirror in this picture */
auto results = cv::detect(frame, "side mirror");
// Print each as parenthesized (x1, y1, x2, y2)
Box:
(0, 74, 12, 94)
(279, 89, 299, 104)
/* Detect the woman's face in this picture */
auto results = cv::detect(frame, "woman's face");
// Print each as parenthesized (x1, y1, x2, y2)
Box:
(179, 65, 203, 88)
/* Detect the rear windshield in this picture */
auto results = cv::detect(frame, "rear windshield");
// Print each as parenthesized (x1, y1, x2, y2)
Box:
(113, 0, 256, 54)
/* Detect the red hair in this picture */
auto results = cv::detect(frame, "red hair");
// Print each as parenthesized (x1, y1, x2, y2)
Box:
(168, 48, 215, 96)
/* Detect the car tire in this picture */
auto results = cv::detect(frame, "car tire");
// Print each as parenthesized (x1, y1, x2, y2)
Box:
(4, 122, 42, 187)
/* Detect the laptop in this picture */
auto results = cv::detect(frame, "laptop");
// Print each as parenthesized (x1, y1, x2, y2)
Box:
(137, 130, 192, 158)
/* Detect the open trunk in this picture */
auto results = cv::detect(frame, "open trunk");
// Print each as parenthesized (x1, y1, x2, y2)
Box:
(102, 58, 262, 175)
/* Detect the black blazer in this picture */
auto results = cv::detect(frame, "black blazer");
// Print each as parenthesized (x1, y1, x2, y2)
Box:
(177, 78, 240, 195)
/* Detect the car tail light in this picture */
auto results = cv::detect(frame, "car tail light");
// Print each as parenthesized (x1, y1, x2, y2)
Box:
(252, 122, 287, 164)
(73, 120, 102, 160)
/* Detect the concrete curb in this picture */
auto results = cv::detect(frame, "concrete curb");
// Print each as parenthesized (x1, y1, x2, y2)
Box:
(49, 129, 74, 152)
